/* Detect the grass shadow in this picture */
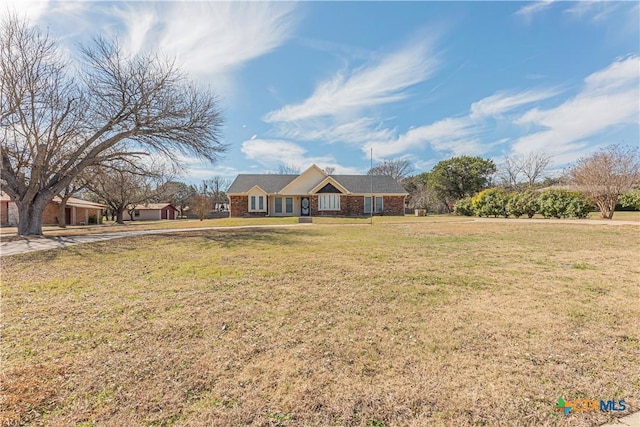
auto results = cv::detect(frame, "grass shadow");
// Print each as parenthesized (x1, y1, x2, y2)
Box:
(3, 226, 317, 264)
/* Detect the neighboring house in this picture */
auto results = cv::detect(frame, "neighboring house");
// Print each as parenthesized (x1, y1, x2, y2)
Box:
(122, 203, 178, 221)
(0, 192, 106, 226)
(227, 164, 408, 218)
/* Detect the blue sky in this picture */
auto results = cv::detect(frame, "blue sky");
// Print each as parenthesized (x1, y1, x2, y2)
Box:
(8, 1, 640, 182)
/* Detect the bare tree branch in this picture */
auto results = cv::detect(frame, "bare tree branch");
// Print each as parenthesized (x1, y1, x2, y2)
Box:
(368, 158, 413, 181)
(0, 15, 225, 235)
(568, 144, 640, 219)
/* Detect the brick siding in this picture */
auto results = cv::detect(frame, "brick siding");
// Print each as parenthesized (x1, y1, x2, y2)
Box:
(42, 202, 60, 225)
(230, 196, 248, 217)
(231, 194, 405, 217)
(0, 201, 8, 225)
(382, 195, 405, 216)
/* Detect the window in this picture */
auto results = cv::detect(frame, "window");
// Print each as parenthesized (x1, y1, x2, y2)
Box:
(134, 210, 140, 217)
(275, 197, 282, 213)
(285, 197, 293, 213)
(319, 194, 340, 211)
(250, 195, 265, 212)
(375, 196, 383, 214)
(364, 196, 383, 214)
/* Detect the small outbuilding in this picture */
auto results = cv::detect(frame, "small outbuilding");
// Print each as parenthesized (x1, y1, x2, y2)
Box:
(122, 203, 178, 221)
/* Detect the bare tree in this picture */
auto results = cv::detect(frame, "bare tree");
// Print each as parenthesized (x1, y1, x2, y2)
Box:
(368, 159, 413, 181)
(278, 164, 300, 174)
(206, 176, 230, 210)
(189, 181, 217, 220)
(499, 151, 552, 189)
(191, 194, 212, 221)
(323, 166, 335, 175)
(85, 159, 169, 224)
(568, 144, 640, 219)
(498, 156, 522, 190)
(0, 15, 225, 235)
(160, 181, 196, 217)
(520, 151, 552, 187)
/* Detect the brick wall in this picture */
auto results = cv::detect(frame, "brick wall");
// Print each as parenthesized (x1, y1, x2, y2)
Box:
(382, 195, 406, 216)
(231, 194, 404, 217)
(42, 202, 60, 225)
(309, 195, 318, 216)
(339, 195, 360, 216)
(230, 196, 248, 217)
(0, 201, 8, 225)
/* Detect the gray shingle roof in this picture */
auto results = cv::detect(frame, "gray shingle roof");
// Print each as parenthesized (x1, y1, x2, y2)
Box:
(331, 175, 407, 194)
(228, 173, 407, 195)
(227, 174, 298, 194)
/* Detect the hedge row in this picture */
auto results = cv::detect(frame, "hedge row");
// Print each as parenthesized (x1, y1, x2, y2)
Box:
(454, 188, 593, 219)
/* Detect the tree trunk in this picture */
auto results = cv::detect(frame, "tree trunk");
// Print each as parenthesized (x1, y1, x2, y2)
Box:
(15, 194, 52, 236)
(115, 208, 125, 224)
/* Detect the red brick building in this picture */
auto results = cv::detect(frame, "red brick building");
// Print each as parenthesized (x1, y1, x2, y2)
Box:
(0, 193, 105, 227)
(228, 165, 407, 218)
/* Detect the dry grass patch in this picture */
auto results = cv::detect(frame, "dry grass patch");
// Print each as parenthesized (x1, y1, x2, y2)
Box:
(1, 222, 639, 426)
(0, 217, 298, 242)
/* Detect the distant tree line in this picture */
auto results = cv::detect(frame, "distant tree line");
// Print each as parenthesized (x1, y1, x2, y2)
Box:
(374, 144, 639, 219)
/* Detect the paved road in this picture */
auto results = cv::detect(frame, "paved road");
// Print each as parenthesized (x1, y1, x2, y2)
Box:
(0, 224, 311, 257)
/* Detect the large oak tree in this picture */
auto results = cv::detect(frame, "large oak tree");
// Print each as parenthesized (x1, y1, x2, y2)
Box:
(427, 156, 496, 212)
(0, 15, 225, 235)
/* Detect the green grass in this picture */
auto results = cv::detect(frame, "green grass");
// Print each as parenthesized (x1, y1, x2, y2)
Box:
(2, 220, 639, 426)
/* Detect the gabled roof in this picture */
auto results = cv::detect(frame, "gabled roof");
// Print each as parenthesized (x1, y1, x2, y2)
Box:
(227, 165, 407, 195)
(278, 164, 327, 194)
(132, 203, 177, 210)
(0, 192, 106, 209)
(58, 197, 107, 209)
(309, 176, 350, 194)
(331, 175, 407, 194)
(228, 174, 298, 194)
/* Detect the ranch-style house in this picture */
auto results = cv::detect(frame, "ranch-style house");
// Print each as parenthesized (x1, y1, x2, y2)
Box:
(227, 164, 407, 218)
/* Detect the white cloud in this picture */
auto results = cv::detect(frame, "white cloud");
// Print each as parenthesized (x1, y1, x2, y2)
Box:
(512, 55, 639, 158)
(264, 40, 439, 122)
(270, 116, 395, 145)
(366, 88, 558, 159)
(469, 88, 560, 119)
(365, 117, 479, 159)
(564, 0, 620, 22)
(241, 139, 359, 173)
(515, 1, 555, 18)
(2, 0, 49, 22)
(110, 2, 298, 78)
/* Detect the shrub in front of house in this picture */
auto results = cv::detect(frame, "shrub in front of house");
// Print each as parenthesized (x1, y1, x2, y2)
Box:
(507, 190, 539, 218)
(471, 188, 510, 218)
(538, 189, 591, 219)
(619, 189, 640, 211)
(566, 192, 592, 219)
(453, 197, 474, 216)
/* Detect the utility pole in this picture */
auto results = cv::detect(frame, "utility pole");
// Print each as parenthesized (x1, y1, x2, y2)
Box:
(370, 147, 373, 225)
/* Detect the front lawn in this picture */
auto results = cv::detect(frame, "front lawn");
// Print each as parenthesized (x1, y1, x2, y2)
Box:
(2, 220, 638, 426)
